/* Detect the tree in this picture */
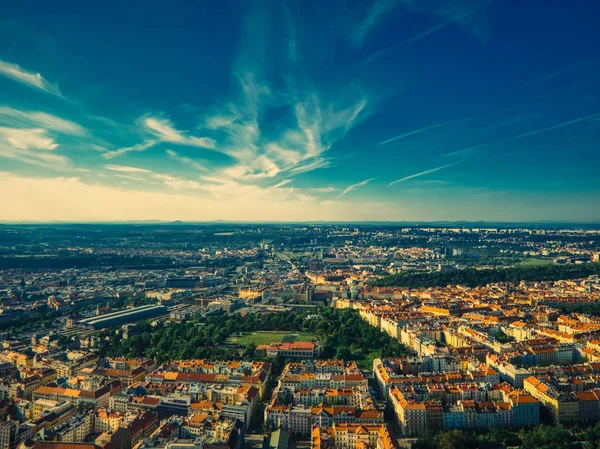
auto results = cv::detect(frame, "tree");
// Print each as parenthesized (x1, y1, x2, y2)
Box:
(243, 343, 257, 359)
(519, 425, 573, 449)
(371, 263, 600, 289)
(334, 346, 352, 360)
(436, 430, 478, 449)
(481, 427, 519, 447)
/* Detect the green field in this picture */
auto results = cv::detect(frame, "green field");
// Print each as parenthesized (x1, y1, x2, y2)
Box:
(226, 331, 319, 346)
(518, 258, 554, 267)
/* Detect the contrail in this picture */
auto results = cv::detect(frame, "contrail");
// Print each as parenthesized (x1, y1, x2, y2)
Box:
(525, 57, 599, 86)
(377, 103, 538, 148)
(389, 162, 461, 186)
(513, 112, 600, 139)
(338, 177, 377, 197)
(359, 22, 447, 67)
(360, 8, 478, 68)
(377, 115, 480, 147)
(445, 111, 600, 157)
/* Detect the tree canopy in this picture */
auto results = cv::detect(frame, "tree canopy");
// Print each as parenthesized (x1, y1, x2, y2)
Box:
(371, 263, 600, 288)
(99, 308, 410, 364)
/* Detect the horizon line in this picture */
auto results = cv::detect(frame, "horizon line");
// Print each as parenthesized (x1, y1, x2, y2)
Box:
(2, 219, 600, 227)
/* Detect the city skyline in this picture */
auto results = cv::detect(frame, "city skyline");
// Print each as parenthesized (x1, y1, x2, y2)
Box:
(1, 0, 600, 222)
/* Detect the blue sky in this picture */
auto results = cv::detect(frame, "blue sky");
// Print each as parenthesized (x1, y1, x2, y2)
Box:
(1, 0, 599, 222)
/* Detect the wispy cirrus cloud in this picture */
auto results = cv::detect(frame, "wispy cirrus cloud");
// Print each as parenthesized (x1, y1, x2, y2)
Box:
(431, 0, 492, 42)
(144, 117, 216, 149)
(0, 127, 58, 150)
(0, 171, 399, 222)
(200, 71, 370, 183)
(103, 163, 307, 201)
(0, 145, 70, 169)
(151, 173, 203, 190)
(0, 127, 70, 169)
(338, 177, 377, 198)
(165, 3, 380, 196)
(0, 60, 62, 97)
(282, 4, 298, 64)
(351, 0, 399, 46)
(0, 106, 88, 171)
(104, 164, 151, 174)
(166, 149, 207, 171)
(389, 162, 461, 185)
(104, 164, 204, 190)
(0, 107, 86, 136)
(102, 140, 158, 159)
(102, 116, 217, 159)
(311, 186, 336, 193)
(267, 179, 293, 189)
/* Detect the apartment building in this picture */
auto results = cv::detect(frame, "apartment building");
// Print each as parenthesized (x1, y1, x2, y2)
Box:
(311, 423, 395, 449)
(524, 376, 580, 423)
(32, 385, 110, 408)
(256, 342, 318, 359)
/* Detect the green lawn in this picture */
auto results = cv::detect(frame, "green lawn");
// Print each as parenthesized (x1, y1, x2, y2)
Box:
(226, 331, 319, 346)
(518, 258, 554, 267)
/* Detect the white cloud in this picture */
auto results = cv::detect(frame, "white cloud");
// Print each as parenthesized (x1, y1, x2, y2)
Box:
(101, 116, 217, 160)
(289, 157, 331, 175)
(111, 172, 153, 183)
(103, 164, 206, 191)
(144, 117, 216, 149)
(203, 114, 237, 130)
(2, 172, 598, 222)
(267, 179, 293, 189)
(0, 107, 85, 136)
(311, 186, 336, 193)
(104, 164, 151, 173)
(101, 140, 157, 159)
(224, 154, 281, 180)
(103, 163, 249, 195)
(166, 149, 207, 171)
(0, 60, 62, 97)
(0, 172, 397, 222)
(199, 72, 370, 183)
(150, 173, 203, 190)
(0, 127, 57, 150)
(0, 127, 72, 169)
(0, 145, 70, 169)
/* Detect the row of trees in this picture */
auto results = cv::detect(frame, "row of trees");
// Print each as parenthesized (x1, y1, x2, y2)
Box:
(371, 263, 600, 288)
(550, 302, 600, 317)
(415, 422, 600, 449)
(99, 308, 410, 364)
(0, 254, 177, 270)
